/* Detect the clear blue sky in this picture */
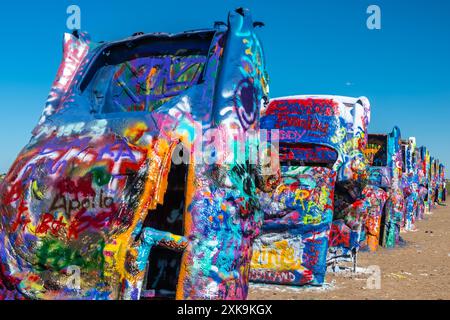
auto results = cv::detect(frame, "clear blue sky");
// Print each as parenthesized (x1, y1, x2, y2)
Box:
(0, 0, 449, 176)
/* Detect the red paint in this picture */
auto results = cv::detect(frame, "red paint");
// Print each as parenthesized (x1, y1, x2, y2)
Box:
(36, 213, 67, 236)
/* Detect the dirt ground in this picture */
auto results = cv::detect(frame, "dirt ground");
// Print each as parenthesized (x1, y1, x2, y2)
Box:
(248, 204, 450, 300)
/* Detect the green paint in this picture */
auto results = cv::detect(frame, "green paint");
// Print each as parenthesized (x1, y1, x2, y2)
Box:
(90, 167, 111, 187)
(36, 238, 106, 276)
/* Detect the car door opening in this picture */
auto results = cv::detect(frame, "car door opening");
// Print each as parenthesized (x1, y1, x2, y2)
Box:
(140, 152, 188, 299)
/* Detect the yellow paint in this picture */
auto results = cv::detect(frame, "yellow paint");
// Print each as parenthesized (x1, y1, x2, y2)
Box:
(318, 185, 329, 210)
(31, 180, 44, 200)
(251, 240, 302, 271)
(124, 121, 148, 143)
(294, 189, 310, 210)
(145, 66, 159, 95)
(303, 214, 322, 225)
(364, 143, 383, 159)
(175, 159, 196, 300)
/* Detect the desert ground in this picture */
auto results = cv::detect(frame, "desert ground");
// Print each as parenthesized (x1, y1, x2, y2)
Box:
(248, 204, 450, 300)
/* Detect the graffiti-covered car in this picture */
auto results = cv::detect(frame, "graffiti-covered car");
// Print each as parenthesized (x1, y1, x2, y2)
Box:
(250, 95, 349, 286)
(430, 158, 439, 209)
(438, 164, 446, 204)
(0, 8, 275, 300)
(443, 166, 447, 202)
(419, 146, 431, 214)
(326, 96, 387, 267)
(415, 146, 428, 221)
(364, 127, 404, 248)
(427, 157, 435, 212)
(401, 137, 420, 231)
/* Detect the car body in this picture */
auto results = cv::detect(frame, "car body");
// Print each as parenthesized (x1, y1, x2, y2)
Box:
(442, 166, 447, 202)
(0, 8, 274, 300)
(430, 158, 439, 208)
(420, 146, 431, 214)
(415, 146, 428, 220)
(438, 164, 446, 204)
(401, 137, 419, 231)
(428, 157, 437, 211)
(250, 95, 349, 286)
(326, 96, 387, 265)
(365, 127, 404, 248)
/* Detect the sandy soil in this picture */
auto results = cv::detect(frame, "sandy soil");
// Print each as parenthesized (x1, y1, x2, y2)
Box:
(248, 204, 450, 300)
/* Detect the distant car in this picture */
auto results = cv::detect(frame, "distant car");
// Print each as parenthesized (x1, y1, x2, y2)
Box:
(416, 146, 429, 220)
(442, 167, 447, 202)
(428, 157, 438, 210)
(419, 146, 431, 214)
(438, 164, 446, 203)
(0, 8, 274, 300)
(401, 137, 420, 231)
(431, 158, 441, 205)
(365, 127, 405, 248)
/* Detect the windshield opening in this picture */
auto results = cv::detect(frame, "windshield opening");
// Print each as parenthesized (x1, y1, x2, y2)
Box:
(366, 135, 388, 167)
(80, 32, 215, 113)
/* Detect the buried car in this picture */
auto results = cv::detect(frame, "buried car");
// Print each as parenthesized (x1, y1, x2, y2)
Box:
(415, 146, 428, 221)
(401, 137, 420, 231)
(0, 8, 277, 300)
(420, 146, 431, 214)
(437, 164, 446, 204)
(364, 127, 404, 249)
(427, 156, 437, 212)
(326, 96, 387, 267)
(249, 95, 348, 286)
(430, 157, 439, 209)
